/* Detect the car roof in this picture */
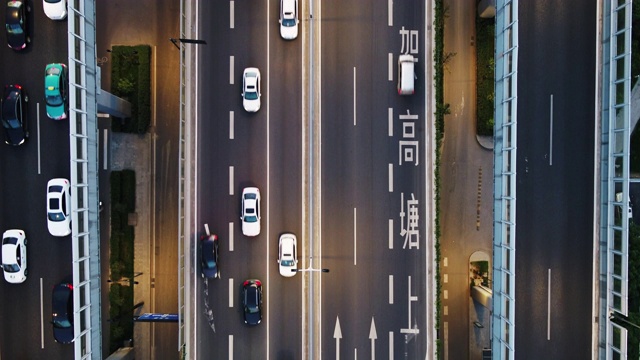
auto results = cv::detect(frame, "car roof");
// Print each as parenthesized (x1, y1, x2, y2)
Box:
(283, 0, 295, 14)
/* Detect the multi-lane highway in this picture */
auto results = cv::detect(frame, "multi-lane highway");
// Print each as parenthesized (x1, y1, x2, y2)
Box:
(195, 1, 430, 359)
(516, 0, 597, 358)
(196, 1, 303, 358)
(0, 4, 73, 360)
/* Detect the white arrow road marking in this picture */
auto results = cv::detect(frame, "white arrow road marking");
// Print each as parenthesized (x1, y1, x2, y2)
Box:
(334, 316, 342, 360)
(369, 317, 377, 360)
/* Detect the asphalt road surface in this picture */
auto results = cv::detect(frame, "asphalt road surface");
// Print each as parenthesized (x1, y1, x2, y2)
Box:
(320, 0, 429, 358)
(0, 3, 74, 359)
(515, 0, 596, 358)
(196, 1, 303, 359)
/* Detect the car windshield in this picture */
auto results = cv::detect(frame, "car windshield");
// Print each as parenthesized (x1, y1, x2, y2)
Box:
(245, 215, 258, 223)
(49, 185, 63, 192)
(280, 259, 294, 266)
(2, 263, 19, 272)
(282, 16, 296, 26)
(44, 0, 63, 3)
(244, 89, 258, 100)
(2, 118, 20, 130)
(6, 23, 23, 34)
(2, 237, 17, 246)
(46, 93, 63, 107)
(49, 211, 65, 222)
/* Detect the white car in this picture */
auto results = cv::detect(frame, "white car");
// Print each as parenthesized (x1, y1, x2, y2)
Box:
(2, 229, 27, 284)
(242, 68, 261, 112)
(43, 0, 67, 20)
(279, 0, 299, 40)
(241, 187, 261, 236)
(47, 178, 71, 237)
(278, 233, 298, 277)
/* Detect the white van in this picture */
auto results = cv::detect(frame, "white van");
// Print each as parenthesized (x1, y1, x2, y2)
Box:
(397, 54, 415, 95)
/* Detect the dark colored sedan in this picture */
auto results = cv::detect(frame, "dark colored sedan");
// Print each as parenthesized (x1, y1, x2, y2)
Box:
(5, 1, 29, 50)
(201, 234, 219, 279)
(242, 279, 262, 325)
(1, 84, 28, 146)
(51, 282, 74, 344)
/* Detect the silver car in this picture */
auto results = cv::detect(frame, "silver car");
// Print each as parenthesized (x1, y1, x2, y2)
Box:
(242, 68, 261, 112)
(241, 187, 261, 236)
(278, 233, 298, 277)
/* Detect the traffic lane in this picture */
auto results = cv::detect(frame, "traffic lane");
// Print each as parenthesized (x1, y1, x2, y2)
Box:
(196, 0, 244, 358)
(267, 31, 304, 360)
(0, 12, 71, 358)
(516, 0, 596, 357)
(197, 0, 271, 356)
(0, 122, 72, 358)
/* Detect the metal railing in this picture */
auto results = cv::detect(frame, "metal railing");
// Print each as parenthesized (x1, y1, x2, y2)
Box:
(67, 0, 102, 358)
(491, 1, 518, 359)
(599, 1, 632, 358)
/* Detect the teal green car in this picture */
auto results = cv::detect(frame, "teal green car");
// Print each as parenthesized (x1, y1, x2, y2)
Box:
(44, 63, 67, 120)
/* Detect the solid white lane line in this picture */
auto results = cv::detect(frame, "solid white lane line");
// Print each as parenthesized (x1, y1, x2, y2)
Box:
(229, 56, 235, 84)
(388, 53, 393, 81)
(388, 163, 393, 192)
(229, 111, 234, 139)
(549, 95, 553, 165)
(354, 208, 357, 265)
(229, 166, 234, 195)
(547, 268, 551, 340)
(388, 219, 393, 249)
(228, 334, 234, 360)
(228, 222, 234, 251)
(388, 108, 393, 136)
(229, 278, 234, 307)
(37, 103, 41, 174)
(103, 129, 108, 170)
(353, 67, 357, 126)
(389, 275, 394, 304)
(389, 331, 394, 360)
(230, 1, 235, 29)
(40, 278, 44, 348)
(388, 0, 393, 26)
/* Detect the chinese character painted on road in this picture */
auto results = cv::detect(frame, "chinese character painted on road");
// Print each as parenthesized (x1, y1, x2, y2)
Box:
(399, 26, 419, 55)
(399, 192, 419, 249)
(399, 111, 419, 166)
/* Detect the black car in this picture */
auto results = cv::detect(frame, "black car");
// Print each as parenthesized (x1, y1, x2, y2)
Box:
(201, 234, 219, 279)
(242, 279, 262, 325)
(5, 1, 29, 50)
(1, 84, 28, 145)
(51, 282, 74, 344)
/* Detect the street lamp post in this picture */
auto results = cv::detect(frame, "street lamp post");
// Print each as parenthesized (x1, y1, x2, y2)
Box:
(291, 267, 330, 274)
